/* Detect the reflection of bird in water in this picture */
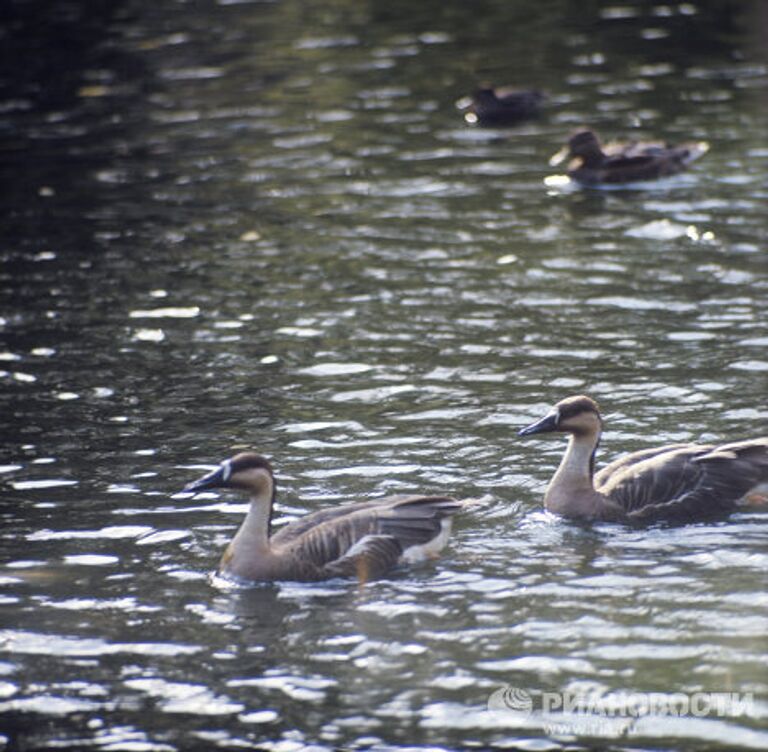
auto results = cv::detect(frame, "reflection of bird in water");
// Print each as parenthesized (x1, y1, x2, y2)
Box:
(183, 452, 470, 583)
(550, 129, 708, 185)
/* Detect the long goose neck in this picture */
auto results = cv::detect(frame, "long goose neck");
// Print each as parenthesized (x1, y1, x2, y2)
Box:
(229, 479, 275, 556)
(544, 429, 602, 515)
(266, 485, 275, 539)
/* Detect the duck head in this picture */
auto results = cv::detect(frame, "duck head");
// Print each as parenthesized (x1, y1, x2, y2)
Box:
(550, 129, 605, 167)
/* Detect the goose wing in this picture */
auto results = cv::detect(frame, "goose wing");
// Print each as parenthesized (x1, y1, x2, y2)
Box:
(270, 499, 386, 545)
(376, 495, 463, 549)
(596, 439, 768, 521)
(690, 438, 768, 505)
(274, 495, 463, 581)
(595, 443, 694, 482)
(320, 536, 404, 581)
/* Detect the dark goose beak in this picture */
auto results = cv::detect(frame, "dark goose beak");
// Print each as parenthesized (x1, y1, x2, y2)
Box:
(183, 462, 230, 493)
(518, 411, 559, 437)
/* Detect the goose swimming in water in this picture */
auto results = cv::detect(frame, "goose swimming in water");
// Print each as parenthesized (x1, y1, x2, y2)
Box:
(182, 452, 468, 583)
(518, 395, 768, 523)
(549, 129, 708, 185)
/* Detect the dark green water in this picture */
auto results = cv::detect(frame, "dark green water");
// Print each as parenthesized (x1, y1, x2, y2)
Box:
(1, 0, 767, 750)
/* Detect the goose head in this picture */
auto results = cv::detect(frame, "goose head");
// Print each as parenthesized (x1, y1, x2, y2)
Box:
(518, 395, 603, 438)
(184, 452, 275, 498)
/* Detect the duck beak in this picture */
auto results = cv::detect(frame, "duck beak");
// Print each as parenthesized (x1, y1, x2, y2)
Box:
(549, 145, 570, 167)
(183, 461, 230, 493)
(518, 410, 559, 436)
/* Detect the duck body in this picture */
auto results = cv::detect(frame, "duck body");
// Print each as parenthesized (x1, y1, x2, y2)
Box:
(462, 86, 544, 126)
(519, 395, 768, 523)
(551, 130, 708, 185)
(183, 452, 466, 583)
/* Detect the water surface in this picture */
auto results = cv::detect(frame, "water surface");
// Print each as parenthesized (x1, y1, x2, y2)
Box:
(1, 0, 767, 749)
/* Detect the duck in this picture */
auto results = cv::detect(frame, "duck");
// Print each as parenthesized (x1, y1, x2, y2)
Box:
(182, 451, 468, 583)
(518, 395, 768, 523)
(549, 129, 708, 185)
(459, 86, 544, 126)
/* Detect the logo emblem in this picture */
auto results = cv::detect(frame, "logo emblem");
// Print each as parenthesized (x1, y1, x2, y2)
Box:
(487, 686, 533, 714)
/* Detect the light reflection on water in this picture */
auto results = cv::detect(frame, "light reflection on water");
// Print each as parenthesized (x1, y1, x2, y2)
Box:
(1, 0, 767, 749)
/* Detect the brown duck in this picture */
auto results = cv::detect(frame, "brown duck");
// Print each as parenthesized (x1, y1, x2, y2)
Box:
(183, 452, 468, 582)
(519, 395, 768, 523)
(550, 129, 708, 185)
(460, 86, 544, 126)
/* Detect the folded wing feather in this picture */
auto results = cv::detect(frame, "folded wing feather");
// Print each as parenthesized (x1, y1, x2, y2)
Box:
(274, 495, 463, 580)
(596, 439, 768, 521)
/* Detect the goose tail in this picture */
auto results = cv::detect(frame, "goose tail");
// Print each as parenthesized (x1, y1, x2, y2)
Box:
(694, 438, 768, 508)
